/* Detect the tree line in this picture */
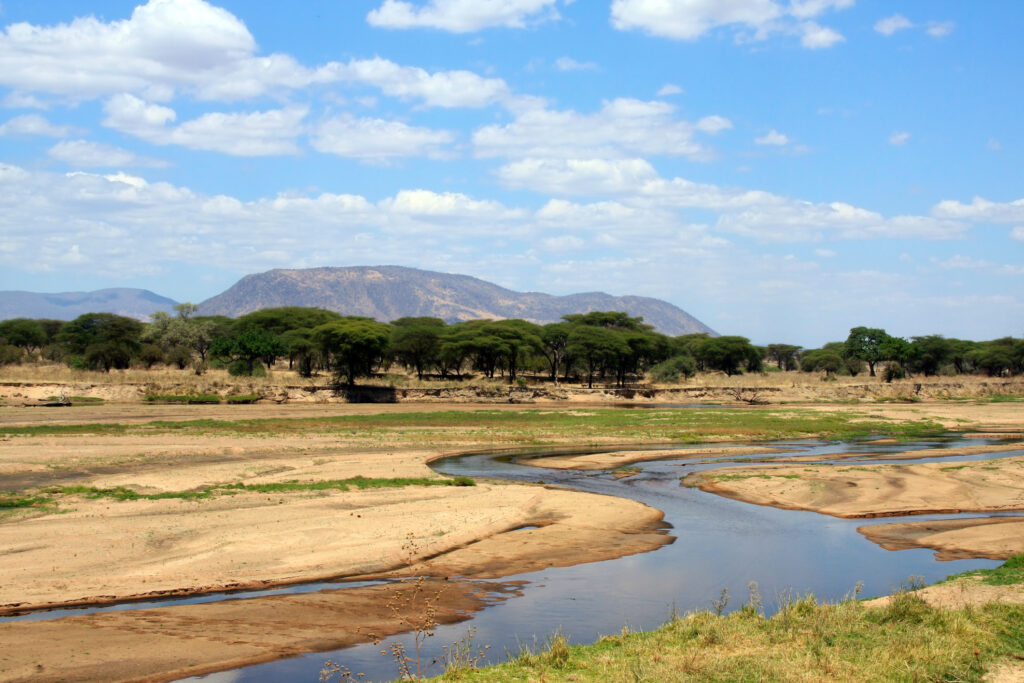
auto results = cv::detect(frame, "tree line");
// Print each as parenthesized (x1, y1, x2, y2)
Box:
(0, 309, 1021, 385)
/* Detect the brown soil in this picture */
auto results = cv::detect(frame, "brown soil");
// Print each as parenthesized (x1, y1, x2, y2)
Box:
(858, 517, 1024, 560)
(865, 575, 1024, 610)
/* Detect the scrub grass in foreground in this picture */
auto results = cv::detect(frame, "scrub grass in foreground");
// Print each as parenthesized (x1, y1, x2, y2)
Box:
(428, 558, 1024, 682)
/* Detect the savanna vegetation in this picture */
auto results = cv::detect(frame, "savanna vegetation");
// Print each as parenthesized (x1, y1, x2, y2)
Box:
(2, 306, 1021, 387)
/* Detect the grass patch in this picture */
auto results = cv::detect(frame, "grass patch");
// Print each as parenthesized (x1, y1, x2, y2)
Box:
(943, 553, 1024, 587)
(875, 395, 923, 403)
(430, 572, 1024, 682)
(610, 466, 640, 479)
(16, 476, 476, 511)
(710, 472, 802, 482)
(0, 407, 948, 445)
(225, 394, 261, 404)
(144, 394, 222, 404)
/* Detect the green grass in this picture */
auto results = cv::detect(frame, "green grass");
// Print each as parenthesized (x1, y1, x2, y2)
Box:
(0, 407, 948, 445)
(225, 394, 261, 404)
(14, 476, 475, 510)
(144, 394, 222, 404)
(943, 553, 1024, 587)
(427, 560, 1024, 682)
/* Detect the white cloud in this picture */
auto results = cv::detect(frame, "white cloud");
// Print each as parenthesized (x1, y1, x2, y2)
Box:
(335, 57, 511, 108)
(555, 56, 598, 72)
(932, 255, 1024, 276)
(0, 0, 515, 108)
(888, 131, 910, 146)
(47, 139, 168, 168)
(2, 92, 49, 109)
(0, 113, 73, 137)
(103, 94, 307, 156)
(932, 197, 1024, 224)
(874, 14, 912, 36)
(610, 0, 849, 48)
(656, 83, 684, 96)
(367, 0, 560, 32)
(311, 115, 455, 161)
(926, 21, 955, 38)
(815, 248, 836, 258)
(474, 98, 731, 160)
(1012, 227, 1024, 242)
(754, 129, 789, 146)
(799, 22, 844, 48)
(497, 158, 659, 195)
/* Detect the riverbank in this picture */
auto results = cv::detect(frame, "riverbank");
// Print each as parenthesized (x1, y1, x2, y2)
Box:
(423, 555, 1024, 682)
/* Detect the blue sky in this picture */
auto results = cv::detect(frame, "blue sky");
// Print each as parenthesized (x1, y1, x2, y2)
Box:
(0, 0, 1020, 347)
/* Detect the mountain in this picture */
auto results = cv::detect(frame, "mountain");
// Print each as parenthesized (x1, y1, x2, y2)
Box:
(0, 288, 178, 321)
(198, 266, 716, 336)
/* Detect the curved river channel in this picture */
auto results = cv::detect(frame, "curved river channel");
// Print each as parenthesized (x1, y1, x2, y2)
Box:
(11, 435, 1020, 682)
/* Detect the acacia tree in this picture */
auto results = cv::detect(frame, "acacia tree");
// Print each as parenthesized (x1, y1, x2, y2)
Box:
(313, 318, 391, 386)
(695, 336, 758, 376)
(566, 325, 629, 388)
(0, 318, 46, 353)
(57, 313, 143, 372)
(844, 327, 891, 377)
(389, 317, 446, 380)
(766, 343, 801, 371)
(210, 327, 286, 376)
(540, 322, 571, 383)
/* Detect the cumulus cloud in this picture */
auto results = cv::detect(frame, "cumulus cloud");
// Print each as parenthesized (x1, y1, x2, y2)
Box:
(0, 0, 510, 109)
(754, 129, 789, 146)
(799, 22, 844, 48)
(888, 131, 911, 146)
(609, 0, 849, 48)
(656, 83, 684, 96)
(874, 14, 913, 36)
(103, 94, 307, 156)
(47, 139, 169, 168)
(474, 98, 731, 160)
(311, 115, 455, 161)
(367, 0, 561, 32)
(932, 197, 1024, 224)
(0, 113, 73, 137)
(1012, 227, 1024, 242)
(335, 58, 511, 108)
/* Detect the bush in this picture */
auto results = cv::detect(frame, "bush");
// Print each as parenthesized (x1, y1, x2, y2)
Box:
(165, 346, 193, 370)
(0, 344, 23, 365)
(649, 355, 697, 383)
(884, 364, 906, 383)
(144, 394, 222, 404)
(225, 394, 261, 404)
(228, 359, 266, 377)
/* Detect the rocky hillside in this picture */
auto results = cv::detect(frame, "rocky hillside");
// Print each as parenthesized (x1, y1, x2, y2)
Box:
(197, 266, 715, 336)
(0, 288, 178, 321)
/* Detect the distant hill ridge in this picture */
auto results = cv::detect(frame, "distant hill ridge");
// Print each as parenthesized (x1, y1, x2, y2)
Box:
(0, 288, 178, 322)
(197, 266, 716, 337)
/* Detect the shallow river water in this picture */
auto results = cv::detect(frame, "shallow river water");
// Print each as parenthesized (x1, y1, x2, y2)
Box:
(166, 435, 1022, 682)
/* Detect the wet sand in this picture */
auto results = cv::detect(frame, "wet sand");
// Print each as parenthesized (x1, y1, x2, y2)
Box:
(0, 578, 516, 683)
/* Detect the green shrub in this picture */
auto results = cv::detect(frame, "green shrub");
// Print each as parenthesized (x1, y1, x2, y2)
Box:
(0, 344, 23, 365)
(225, 394, 261, 404)
(650, 355, 697, 383)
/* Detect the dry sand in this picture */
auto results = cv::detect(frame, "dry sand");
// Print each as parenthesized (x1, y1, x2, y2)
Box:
(858, 517, 1024, 561)
(517, 445, 788, 471)
(687, 454, 1024, 520)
